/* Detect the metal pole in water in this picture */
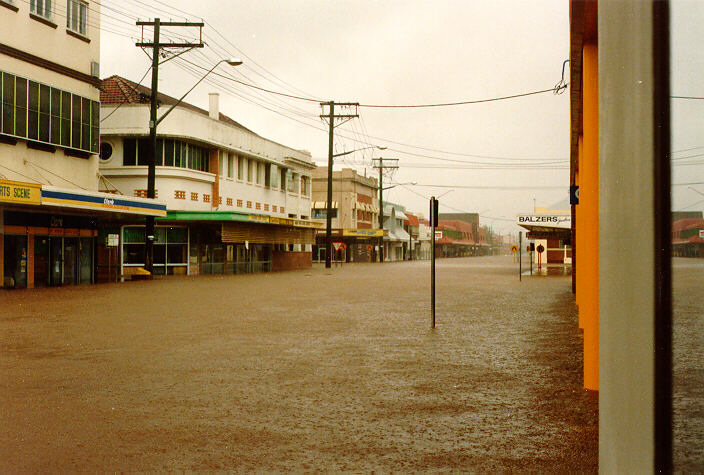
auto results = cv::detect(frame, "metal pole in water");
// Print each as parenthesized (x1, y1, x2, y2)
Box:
(519, 232, 522, 281)
(430, 196, 437, 328)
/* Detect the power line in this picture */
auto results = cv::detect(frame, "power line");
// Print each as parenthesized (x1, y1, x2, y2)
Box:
(357, 85, 567, 108)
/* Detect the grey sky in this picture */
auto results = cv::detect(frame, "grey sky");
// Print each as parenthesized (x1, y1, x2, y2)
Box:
(100, 1, 702, 235)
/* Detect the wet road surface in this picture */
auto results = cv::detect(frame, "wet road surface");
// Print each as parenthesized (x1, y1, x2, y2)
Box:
(1, 255, 600, 471)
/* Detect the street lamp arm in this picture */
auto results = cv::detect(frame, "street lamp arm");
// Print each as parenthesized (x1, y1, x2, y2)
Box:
(155, 58, 242, 126)
(332, 145, 386, 158)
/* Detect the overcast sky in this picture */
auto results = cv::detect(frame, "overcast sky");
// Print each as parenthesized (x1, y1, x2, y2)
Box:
(100, 0, 703, 235)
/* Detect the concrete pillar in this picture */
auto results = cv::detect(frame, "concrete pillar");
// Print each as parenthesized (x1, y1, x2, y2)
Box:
(582, 43, 599, 392)
(598, 0, 662, 470)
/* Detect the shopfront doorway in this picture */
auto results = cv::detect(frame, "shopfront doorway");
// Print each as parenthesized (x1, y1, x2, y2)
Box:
(3, 235, 28, 288)
(35, 236, 94, 286)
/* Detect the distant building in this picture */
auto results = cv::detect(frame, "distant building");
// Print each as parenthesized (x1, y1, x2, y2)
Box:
(382, 204, 410, 261)
(516, 198, 572, 264)
(1, 1, 165, 288)
(672, 218, 704, 258)
(311, 167, 382, 262)
(99, 76, 317, 277)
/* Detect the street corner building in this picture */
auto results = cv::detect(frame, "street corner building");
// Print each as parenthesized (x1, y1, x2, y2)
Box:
(0, 0, 165, 289)
(311, 167, 384, 263)
(99, 76, 319, 278)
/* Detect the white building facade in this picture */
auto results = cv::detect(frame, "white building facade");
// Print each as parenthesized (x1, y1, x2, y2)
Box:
(0, 1, 165, 288)
(100, 77, 318, 276)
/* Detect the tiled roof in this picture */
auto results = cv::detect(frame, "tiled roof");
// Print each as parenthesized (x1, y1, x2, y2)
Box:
(100, 75, 255, 135)
(404, 213, 420, 226)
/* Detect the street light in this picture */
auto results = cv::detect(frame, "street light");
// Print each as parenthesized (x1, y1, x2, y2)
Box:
(144, 58, 243, 274)
(325, 145, 386, 269)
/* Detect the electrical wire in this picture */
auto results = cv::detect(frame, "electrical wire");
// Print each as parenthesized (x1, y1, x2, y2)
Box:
(357, 85, 568, 108)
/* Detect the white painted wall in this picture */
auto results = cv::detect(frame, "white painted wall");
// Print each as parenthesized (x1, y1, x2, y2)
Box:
(99, 103, 314, 219)
(0, 0, 101, 190)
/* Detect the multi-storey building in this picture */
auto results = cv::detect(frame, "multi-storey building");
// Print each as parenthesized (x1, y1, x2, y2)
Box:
(99, 76, 318, 276)
(0, 1, 165, 288)
(311, 167, 382, 262)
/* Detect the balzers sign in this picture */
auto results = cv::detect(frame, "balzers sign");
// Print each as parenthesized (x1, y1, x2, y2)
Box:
(517, 214, 571, 228)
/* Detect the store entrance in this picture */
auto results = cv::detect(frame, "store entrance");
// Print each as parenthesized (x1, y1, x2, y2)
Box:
(3, 235, 28, 288)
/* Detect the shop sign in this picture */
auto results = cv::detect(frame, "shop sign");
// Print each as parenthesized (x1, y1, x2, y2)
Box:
(517, 214, 571, 228)
(435, 231, 443, 239)
(700, 230, 704, 239)
(106, 234, 119, 247)
(248, 214, 270, 224)
(342, 229, 385, 237)
(0, 179, 41, 205)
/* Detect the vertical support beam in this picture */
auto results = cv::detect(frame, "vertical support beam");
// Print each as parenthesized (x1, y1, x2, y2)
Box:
(582, 43, 599, 392)
(576, 135, 584, 328)
(27, 234, 34, 289)
(0, 208, 4, 287)
(652, 2, 672, 471)
(598, 1, 670, 470)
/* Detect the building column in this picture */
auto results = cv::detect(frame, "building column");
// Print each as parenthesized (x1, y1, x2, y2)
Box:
(598, 0, 669, 470)
(582, 43, 599, 392)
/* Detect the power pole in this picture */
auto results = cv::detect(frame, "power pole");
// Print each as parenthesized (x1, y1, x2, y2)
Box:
(136, 19, 204, 274)
(373, 157, 399, 263)
(320, 101, 359, 269)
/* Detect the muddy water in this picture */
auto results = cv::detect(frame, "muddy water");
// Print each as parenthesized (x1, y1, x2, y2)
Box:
(1, 255, 597, 471)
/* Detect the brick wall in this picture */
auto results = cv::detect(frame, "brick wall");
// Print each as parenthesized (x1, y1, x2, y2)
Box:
(272, 251, 312, 272)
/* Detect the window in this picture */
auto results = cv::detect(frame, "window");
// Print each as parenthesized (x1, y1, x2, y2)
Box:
(256, 162, 263, 185)
(227, 153, 234, 178)
(237, 155, 244, 180)
(14, 77, 26, 138)
(301, 176, 311, 196)
(248, 159, 254, 182)
(27, 81, 38, 140)
(2, 73, 14, 135)
(219, 153, 225, 177)
(270, 164, 278, 189)
(30, 0, 52, 20)
(66, 0, 86, 36)
(123, 138, 136, 165)
(287, 171, 296, 193)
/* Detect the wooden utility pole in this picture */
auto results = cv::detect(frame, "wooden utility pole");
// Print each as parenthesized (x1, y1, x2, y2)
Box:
(373, 157, 399, 263)
(135, 19, 204, 274)
(320, 102, 359, 269)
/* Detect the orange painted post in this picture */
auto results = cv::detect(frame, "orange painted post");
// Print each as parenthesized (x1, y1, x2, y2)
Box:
(210, 149, 220, 208)
(0, 233, 4, 287)
(582, 44, 599, 391)
(576, 135, 584, 328)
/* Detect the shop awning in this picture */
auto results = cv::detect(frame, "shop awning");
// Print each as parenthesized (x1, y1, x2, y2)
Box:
(41, 186, 166, 217)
